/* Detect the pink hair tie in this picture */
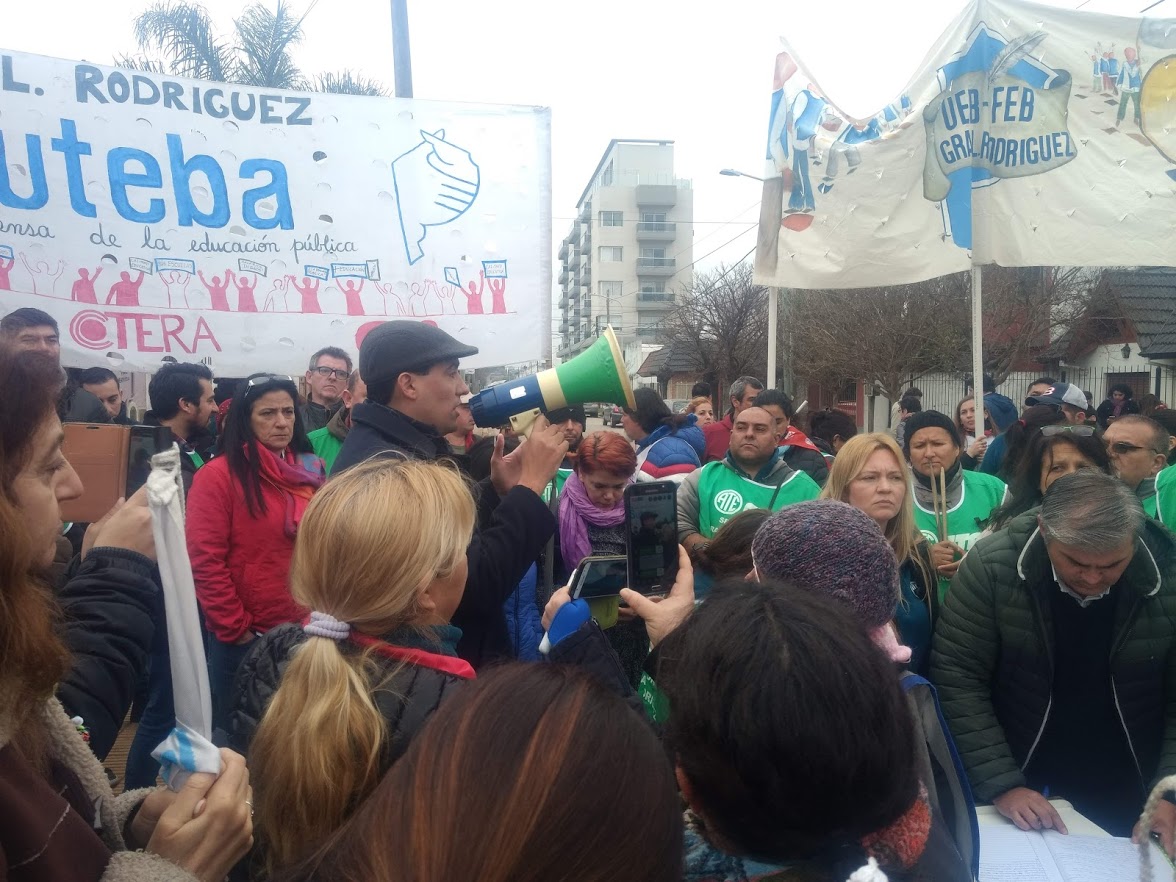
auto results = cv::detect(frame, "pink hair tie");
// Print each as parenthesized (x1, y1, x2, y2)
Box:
(870, 622, 912, 664)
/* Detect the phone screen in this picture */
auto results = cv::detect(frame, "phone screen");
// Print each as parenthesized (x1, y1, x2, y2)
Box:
(572, 555, 629, 600)
(126, 426, 171, 497)
(625, 482, 679, 594)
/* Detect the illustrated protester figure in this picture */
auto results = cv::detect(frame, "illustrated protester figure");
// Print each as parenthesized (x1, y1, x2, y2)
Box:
(104, 270, 145, 307)
(198, 269, 234, 312)
(71, 266, 103, 303)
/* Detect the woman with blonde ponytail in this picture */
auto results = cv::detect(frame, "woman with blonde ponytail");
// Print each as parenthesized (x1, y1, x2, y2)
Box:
(231, 457, 477, 872)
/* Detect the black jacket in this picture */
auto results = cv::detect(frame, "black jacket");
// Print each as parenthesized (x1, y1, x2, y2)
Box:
(231, 623, 464, 768)
(231, 619, 641, 762)
(332, 403, 556, 667)
(55, 548, 158, 761)
(782, 445, 829, 487)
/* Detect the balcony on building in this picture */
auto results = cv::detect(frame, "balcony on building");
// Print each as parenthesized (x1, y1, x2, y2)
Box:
(637, 291, 675, 307)
(635, 184, 678, 207)
(636, 257, 676, 276)
(558, 266, 569, 284)
(635, 221, 677, 241)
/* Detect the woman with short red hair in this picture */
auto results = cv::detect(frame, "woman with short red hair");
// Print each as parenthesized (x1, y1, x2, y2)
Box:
(557, 431, 647, 684)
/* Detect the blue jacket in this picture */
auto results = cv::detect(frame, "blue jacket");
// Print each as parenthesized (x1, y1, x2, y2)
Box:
(983, 391, 1018, 433)
(504, 564, 543, 662)
(636, 419, 704, 481)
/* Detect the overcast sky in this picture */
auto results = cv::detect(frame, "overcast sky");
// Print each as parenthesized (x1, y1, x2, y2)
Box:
(5, 0, 1171, 352)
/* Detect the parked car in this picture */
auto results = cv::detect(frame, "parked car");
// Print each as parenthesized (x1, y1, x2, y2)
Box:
(666, 399, 690, 414)
(607, 404, 624, 427)
(583, 402, 608, 419)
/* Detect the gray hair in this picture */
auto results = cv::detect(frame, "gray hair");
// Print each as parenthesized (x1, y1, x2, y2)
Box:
(729, 375, 764, 403)
(1114, 414, 1171, 455)
(1039, 469, 1143, 552)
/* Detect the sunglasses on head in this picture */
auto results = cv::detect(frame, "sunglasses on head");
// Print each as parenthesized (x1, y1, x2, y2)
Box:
(246, 374, 295, 390)
(1040, 425, 1095, 437)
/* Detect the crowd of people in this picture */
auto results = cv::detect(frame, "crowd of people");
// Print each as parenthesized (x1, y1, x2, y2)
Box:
(4, 301, 1176, 882)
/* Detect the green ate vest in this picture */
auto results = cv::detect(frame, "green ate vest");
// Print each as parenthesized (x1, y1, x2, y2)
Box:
(1154, 465, 1176, 524)
(308, 427, 344, 474)
(541, 468, 573, 505)
(696, 461, 821, 538)
(912, 469, 1007, 601)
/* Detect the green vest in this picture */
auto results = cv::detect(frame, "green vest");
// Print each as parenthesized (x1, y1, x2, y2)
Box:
(1151, 466, 1176, 522)
(913, 469, 1007, 601)
(541, 468, 573, 504)
(308, 427, 344, 474)
(696, 461, 821, 538)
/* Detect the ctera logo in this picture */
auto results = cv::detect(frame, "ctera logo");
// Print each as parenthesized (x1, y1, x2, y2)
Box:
(714, 488, 745, 516)
(68, 309, 221, 354)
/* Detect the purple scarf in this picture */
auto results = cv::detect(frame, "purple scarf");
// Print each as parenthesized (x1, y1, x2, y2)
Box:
(558, 471, 629, 572)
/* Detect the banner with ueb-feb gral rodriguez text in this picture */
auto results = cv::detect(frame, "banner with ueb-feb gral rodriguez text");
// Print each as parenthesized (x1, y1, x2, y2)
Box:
(0, 50, 551, 373)
(755, 0, 1176, 289)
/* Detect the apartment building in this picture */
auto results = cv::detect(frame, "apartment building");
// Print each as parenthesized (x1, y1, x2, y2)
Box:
(557, 139, 693, 359)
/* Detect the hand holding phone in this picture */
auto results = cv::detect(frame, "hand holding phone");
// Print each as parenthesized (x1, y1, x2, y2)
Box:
(620, 545, 695, 648)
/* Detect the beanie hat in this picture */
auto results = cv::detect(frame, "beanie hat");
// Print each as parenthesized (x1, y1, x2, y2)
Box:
(750, 500, 899, 630)
(901, 409, 960, 457)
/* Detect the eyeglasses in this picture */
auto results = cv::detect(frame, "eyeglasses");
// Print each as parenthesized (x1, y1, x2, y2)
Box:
(1041, 425, 1095, 437)
(246, 374, 295, 389)
(1107, 440, 1164, 456)
(311, 366, 349, 380)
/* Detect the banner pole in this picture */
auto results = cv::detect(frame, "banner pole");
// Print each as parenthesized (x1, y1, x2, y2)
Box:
(971, 265, 984, 410)
(390, 0, 414, 98)
(767, 286, 779, 390)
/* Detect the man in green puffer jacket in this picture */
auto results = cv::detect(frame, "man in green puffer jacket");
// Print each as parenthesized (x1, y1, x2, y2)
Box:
(932, 469, 1176, 851)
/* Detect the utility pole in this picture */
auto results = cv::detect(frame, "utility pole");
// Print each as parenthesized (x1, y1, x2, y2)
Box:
(390, 0, 414, 98)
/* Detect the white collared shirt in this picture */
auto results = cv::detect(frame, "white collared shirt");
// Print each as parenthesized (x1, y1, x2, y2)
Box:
(1051, 563, 1111, 608)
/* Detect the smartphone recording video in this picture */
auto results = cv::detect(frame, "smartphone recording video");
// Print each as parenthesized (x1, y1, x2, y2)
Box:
(571, 555, 629, 600)
(624, 481, 679, 595)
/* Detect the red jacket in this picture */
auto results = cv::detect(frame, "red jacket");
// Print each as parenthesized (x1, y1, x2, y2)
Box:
(186, 457, 307, 643)
(702, 413, 733, 463)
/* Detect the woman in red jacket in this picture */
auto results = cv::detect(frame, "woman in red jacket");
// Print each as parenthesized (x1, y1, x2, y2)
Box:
(187, 373, 325, 739)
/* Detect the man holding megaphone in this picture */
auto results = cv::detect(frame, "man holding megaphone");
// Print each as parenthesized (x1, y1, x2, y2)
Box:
(332, 321, 569, 669)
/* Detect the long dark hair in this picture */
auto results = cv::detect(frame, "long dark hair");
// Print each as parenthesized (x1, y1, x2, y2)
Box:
(997, 404, 1065, 481)
(0, 349, 72, 764)
(658, 579, 917, 866)
(809, 408, 857, 452)
(219, 373, 312, 517)
(280, 664, 683, 882)
(988, 432, 1111, 530)
(627, 386, 691, 435)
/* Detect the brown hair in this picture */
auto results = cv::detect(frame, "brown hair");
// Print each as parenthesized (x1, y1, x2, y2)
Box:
(281, 664, 683, 882)
(251, 458, 475, 871)
(696, 508, 769, 579)
(0, 348, 71, 762)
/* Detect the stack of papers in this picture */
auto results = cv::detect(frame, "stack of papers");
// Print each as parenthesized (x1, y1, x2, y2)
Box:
(980, 826, 1172, 881)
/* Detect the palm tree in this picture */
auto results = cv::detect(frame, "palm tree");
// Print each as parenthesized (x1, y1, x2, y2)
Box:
(117, 0, 387, 96)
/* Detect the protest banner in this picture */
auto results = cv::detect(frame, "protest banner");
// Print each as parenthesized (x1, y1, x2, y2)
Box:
(755, 0, 1176, 290)
(0, 50, 551, 372)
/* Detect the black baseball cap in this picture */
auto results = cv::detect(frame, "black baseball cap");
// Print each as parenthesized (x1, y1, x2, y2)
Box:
(546, 404, 586, 425)
(359, 321, 478, 387)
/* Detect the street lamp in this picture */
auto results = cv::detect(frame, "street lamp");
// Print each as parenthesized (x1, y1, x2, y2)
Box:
(719, 168, 765, 181)
(718, 168, 780, 391)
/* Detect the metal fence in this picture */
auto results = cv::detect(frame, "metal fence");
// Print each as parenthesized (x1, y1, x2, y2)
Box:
(879, 365, 1176, 428)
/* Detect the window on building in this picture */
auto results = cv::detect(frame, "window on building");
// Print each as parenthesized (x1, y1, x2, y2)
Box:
(599, 246, 623, 262)
(600, 281, 623, 299)
(639, 247, 666, 260)
(639, 282, 666, 294)
(600, 211, 623, 227)
(601, 161, 614, 187)
(640, 212, 667, 224)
